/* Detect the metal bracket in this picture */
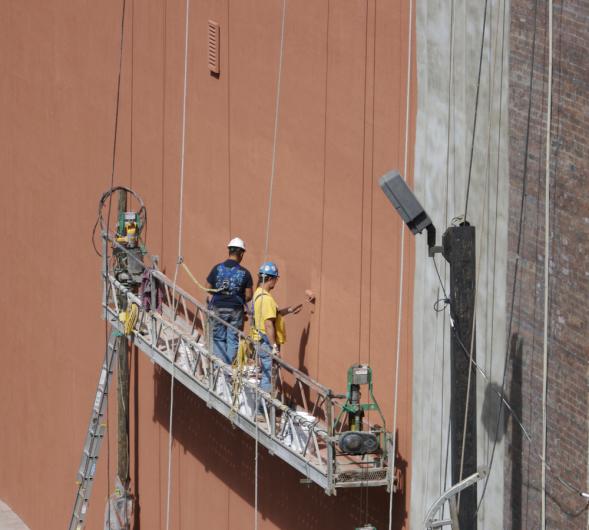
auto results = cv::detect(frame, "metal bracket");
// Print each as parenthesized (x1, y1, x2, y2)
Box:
(424, 466, 488, 529)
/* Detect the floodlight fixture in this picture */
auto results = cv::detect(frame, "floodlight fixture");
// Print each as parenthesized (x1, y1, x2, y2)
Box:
(379, 170, 441, 256)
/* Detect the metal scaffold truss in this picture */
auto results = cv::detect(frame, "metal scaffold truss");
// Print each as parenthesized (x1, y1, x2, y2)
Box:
(100, 236, 393, 495)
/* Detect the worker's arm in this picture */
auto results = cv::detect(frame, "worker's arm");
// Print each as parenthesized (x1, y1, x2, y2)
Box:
(244, 287, 253, 302)
(264, 318, 277, 348)
(278, 303, 302, 316)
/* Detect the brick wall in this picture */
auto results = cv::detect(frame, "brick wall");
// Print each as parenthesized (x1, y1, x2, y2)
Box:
(505, 0, 589, 527)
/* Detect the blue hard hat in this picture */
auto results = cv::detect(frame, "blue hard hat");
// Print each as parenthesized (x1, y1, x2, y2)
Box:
(259, 261, 279, 278)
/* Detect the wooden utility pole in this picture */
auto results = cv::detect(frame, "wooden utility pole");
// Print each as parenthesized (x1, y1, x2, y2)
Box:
(117, 190, 130, 487)
(442, 224, 477, 529)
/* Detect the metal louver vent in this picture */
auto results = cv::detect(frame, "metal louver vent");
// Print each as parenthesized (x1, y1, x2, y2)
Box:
(207, 20, 220, 75)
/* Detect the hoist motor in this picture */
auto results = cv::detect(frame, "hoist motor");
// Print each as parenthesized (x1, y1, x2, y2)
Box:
(337, 364, 386, 456)
(116, 211, 141, 248)
(114, 210, 145, 286)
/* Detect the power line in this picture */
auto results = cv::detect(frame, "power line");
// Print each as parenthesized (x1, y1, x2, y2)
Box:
(388, 0, 414, 526)
(255, 1, 288, 528)
(430, 261, 589, 511)
(474, 0, 540, 516)
(165, 0, 192, 527)
(463, 0, 490, 222)
(541, 0, 554, 525)
(102, 1, 128, 527)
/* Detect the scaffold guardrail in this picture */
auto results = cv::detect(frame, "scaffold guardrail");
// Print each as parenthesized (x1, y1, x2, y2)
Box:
(102, 235, 394, 495)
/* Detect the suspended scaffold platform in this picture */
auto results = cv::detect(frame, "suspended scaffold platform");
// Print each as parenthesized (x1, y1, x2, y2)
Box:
(108, 236, 394, 492)
(70, 228, 395, 529)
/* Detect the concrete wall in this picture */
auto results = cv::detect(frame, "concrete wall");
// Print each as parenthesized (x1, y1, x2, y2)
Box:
(411, 0, 509, 527)
(0, 1, 416, 528)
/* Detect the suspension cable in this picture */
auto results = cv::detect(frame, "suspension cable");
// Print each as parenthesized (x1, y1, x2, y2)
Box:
(102, 2, 128, 528)
(463, 0, 490, 221)
(474, 0, 540, 515)
(388, 0, 413, 527)
(541, 0, 553, 526)
(255, 1, 287, 528)
(165, 0, 191, 527)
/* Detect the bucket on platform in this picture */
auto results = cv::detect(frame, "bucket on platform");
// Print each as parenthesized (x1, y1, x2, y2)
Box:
(238, 378, 258, 418)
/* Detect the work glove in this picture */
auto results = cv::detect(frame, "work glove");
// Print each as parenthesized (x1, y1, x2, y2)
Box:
(272, 344, 280, 356)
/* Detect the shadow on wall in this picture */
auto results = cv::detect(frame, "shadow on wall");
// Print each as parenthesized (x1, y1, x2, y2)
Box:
(508, 333, 523, 529)
(151, 366, 408, 530)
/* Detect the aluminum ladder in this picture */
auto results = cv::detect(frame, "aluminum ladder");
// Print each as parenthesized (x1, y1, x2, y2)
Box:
(68, 331, 120, 530)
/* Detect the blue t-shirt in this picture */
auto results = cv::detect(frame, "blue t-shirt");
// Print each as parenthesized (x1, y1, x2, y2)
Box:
(206, 259, 253, 309)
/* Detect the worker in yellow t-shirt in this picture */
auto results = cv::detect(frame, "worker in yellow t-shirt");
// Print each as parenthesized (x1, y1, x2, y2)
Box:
(252, 262, 302, 393)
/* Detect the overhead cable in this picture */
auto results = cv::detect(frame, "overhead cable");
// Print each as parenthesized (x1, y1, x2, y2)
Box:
(463, 0, 490, 222)
(431, 265, 589, 507)
(474, 0, 539, 516)
(255, 2, 288, 528)
(388, 0, 414, 527)
(101, 1, 128, 528)
(165, 0, 191, 528)
(541, 0, 554, 526)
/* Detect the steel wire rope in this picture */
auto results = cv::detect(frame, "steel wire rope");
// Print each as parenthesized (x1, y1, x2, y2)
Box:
(457, 0, 506, 511)
(473, 0, 540, 516)
(447, 318, 589, 504)
(431, 250, 589, 511)
(457, 151, 490, 511)
(98, 1, 128, 528)
(359, 2, 378, 519)
(254, 1, 287, 529)
(479, 0, 500, 480)
(164, 0, 191, 527)
(423, 278, 444, 515)
(439, 0, 456, 511)
(463, 0, 490, 222)
(388, 0, 413, 526)
(483, 0, 507, 471)
(429, 0, 459, 514)
(432, 255, 589, 508)
(541, 0, 554, 526)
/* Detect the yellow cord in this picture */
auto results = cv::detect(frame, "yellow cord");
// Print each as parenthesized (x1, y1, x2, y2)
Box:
(181, 262, 222, 294)
(181, 260, 250, 420)
(122, 303, 139, 335)
(229, 339, 253, 422)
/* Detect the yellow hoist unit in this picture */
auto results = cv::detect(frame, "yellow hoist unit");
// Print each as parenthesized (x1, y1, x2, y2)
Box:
(114, 211, 145, 286)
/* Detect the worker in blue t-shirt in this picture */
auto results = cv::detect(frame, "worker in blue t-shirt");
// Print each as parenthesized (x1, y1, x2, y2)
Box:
(206, 237, 253, 364)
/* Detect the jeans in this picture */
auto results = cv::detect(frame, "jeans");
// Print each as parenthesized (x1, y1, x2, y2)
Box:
(211, 307, 244, 365)
(258, 335, 273, 393)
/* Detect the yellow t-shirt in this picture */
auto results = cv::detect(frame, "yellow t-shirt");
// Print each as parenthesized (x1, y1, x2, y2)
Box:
(251, 287, 286, 345)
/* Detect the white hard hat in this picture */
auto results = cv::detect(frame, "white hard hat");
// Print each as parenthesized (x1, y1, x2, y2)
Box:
(227, 237, 246, 251)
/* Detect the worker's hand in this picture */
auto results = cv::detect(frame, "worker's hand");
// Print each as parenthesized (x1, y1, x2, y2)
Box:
(288, 304, 303, 315)
(271, 344, 280, 355)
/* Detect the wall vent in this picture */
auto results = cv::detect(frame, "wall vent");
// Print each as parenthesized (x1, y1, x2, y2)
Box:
(207, 20, 220, 75)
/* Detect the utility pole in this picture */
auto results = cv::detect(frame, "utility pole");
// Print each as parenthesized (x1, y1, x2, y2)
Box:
(379, 172, 479, 529)
(442, 224, 477, 529)
(117, 190, 130, 488)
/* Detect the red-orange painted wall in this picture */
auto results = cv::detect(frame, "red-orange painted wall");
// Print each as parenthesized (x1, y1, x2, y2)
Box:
(0, 1, 415, 528)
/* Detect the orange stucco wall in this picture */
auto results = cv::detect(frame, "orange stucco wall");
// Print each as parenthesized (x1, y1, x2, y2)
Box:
(0, 1, 415, 528)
